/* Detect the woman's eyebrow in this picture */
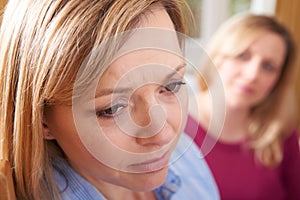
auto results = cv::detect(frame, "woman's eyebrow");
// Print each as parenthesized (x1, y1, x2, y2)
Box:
(164, 63, 186, 80)
(95, 63, 186, 98)
(95, 87, 132, 97)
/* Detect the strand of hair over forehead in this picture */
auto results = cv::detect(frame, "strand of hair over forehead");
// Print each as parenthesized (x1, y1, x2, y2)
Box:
(41, 0, 188, 103)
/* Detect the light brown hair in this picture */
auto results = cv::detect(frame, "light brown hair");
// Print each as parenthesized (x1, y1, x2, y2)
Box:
(0, 0, 192, 199)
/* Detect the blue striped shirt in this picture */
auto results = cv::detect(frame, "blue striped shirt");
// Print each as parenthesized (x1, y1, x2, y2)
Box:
(53, 134, 220, 200)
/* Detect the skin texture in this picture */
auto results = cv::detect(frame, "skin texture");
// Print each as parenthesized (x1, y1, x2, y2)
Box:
(44, 6, 186, 200)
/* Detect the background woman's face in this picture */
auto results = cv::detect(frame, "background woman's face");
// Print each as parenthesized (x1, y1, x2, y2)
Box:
(218, 31, 286, 110)
(44, 6, 188, 191)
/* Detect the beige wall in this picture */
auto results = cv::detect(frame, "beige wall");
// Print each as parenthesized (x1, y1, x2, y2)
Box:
(276, 0, 300, 130)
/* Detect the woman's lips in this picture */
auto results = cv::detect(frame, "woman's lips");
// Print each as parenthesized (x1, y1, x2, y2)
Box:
(127, 151, 170, 173)
(237, 84, 255, 95)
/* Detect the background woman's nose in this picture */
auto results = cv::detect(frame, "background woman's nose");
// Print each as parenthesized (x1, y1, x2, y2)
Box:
(243, 59, 261, 81)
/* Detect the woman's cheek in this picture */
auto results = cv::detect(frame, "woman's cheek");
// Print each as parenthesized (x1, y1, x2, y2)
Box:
(165, 101, 184, 133)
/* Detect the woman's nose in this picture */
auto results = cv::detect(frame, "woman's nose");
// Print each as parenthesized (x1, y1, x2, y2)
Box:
(130, 85, 161, 127)
(130, 85, 175, 146)
(243, 59, 261, 81)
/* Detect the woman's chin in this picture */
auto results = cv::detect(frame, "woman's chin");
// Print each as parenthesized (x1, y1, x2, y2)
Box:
(125, 166, 168, 192)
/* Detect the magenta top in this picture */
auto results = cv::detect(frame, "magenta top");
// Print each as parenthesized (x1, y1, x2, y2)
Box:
(185, 115, 300, 200)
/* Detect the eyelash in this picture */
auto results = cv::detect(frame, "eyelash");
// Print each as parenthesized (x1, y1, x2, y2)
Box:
(96, 80, 186, 119)
(96, 104, 126, 118)
(160, 80, 186, 94)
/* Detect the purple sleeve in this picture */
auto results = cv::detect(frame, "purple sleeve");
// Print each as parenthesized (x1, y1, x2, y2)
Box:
(281, 130, 300, 200)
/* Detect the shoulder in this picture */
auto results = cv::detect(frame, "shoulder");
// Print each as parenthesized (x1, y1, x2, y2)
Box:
(281, 129, 300, 171)
(281, 130, 300, 165)
(280, 130, 300, 199)
(168, 134, 220, 200)
(283, 130, 300, 154)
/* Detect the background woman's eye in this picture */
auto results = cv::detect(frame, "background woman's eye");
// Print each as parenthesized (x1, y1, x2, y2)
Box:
(262, 62, 276, 72)
(161, 81, 186, 93)
(96, 104, 125, 118)
(236, 51, 250, 61)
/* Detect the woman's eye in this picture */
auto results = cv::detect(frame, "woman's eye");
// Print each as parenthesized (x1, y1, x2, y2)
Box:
(237, 51, 250, 61)
(161, 81, 186, 94)
(262, 62, 276, 72)
(96, 104, 125, 118)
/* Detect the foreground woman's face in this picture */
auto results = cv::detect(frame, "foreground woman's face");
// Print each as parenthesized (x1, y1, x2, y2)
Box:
(44, 6, 188, 192)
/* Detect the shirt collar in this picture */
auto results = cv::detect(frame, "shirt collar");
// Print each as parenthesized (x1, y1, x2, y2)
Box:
(54, 158, 181, 200)
(154, 169, 181, 200)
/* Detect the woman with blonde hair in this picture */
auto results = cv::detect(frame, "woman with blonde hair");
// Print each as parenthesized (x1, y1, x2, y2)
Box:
(185, 13, 300, 199)
(0, 0, 220, 199)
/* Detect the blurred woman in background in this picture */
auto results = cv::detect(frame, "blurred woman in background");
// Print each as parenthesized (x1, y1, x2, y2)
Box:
(185, 13, 300, 200)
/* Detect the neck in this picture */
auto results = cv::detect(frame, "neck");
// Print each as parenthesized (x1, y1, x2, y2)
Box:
(71, 164, 157, 200)
(221, 107, 250, 142)
(96, 181, 156, 200)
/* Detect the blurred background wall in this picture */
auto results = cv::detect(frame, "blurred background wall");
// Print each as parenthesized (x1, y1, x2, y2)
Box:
(276, 0, 300, 130)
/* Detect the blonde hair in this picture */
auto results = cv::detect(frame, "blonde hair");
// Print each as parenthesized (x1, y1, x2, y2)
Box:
(0, 0, 192, 199)
(199, 13, 296, 168)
